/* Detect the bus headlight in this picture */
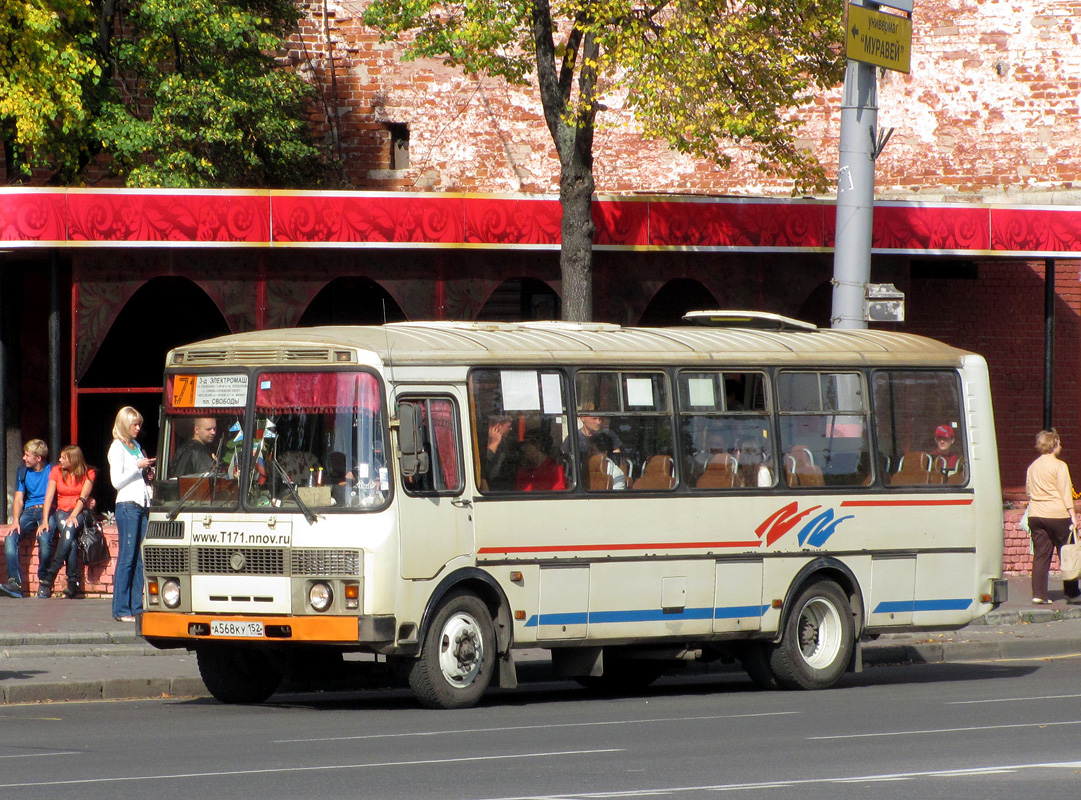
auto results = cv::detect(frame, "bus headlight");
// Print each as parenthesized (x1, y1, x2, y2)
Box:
(161, 579, 182, 609)
(308, 582, 333, 612)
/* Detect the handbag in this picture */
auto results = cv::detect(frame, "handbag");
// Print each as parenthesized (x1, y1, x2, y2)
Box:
(1019, 505, 1031, 533)
(78, 512, 110, 566)
(1061, 528, 1081, 582)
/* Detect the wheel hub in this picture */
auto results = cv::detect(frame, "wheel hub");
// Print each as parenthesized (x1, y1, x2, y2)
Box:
(438, 613, 485, 686)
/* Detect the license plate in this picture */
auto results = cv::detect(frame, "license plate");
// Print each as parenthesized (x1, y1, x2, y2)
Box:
(210, 620, 265, 638)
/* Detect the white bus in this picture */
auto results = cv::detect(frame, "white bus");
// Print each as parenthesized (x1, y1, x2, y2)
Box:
(139, 311, 1006, 708)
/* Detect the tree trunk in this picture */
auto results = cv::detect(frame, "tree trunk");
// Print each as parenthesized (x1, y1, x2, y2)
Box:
(558, 143, 595, 322)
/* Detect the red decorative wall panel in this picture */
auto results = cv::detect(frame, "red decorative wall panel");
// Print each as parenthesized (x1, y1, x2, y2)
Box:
(66, 192, 270, 243)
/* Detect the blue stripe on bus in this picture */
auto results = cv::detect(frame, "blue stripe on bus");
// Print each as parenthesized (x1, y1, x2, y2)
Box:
(872, 598, 973, 614)
(524, 605, 769, 628)
(715, 605, 772, 619)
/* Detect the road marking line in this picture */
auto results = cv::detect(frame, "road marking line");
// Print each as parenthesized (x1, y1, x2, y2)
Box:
(470, 759, 1081, 798)
(0, 748, 623, 789)
(949, 692, 1081, 704)
(808, 719, 1081, 740)
(0, 751, 80, 760)
(273, 713, 797, 744)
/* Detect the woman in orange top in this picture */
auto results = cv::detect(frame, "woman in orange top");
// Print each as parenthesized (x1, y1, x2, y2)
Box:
(37, 445, 96, 598)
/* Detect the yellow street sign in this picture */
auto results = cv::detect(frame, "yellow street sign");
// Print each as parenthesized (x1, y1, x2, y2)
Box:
(846, 4, 912, 74)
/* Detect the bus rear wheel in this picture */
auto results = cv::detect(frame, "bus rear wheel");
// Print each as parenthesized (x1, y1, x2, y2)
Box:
(197, 644, 282, 704)
(769, 580, 854, 690)
(409, 591, 495, 709)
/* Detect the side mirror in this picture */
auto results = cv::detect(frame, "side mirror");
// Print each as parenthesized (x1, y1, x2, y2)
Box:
(397, 402, 430, 477)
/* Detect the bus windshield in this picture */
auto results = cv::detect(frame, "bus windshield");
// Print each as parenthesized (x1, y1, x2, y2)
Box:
(244, 371, 389, 511)
(153, 370, 389, 513)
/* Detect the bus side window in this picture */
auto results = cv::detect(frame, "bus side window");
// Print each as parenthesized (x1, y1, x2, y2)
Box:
(678, 371, 774, 490)
(575, 371, 674, 491)
(872, 370, 966, 488)
(399, 397, 463, 496)
(777, 371, 872, 487)
(468, 369, 574, 493)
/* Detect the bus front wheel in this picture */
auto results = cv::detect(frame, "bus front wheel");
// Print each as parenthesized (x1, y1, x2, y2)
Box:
(196, 644, 282, 704)
(409, 591, 495, 709)
(769, 580, 854, 690)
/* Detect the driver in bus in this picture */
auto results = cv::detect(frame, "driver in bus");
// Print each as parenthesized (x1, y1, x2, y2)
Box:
(170, 417, 217, 476)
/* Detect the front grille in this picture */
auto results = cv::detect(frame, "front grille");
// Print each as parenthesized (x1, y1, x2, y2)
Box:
(144, 546, 190, 574)
(292, 549, 362, 576)
(146, 520, 185, 540)
(196, 547, 286, 575)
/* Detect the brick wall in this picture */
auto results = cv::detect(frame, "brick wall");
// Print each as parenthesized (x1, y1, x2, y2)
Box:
(286, 1, 1081, 201)
(4, 523, 119, 599)
(906, 259, 1081, 490)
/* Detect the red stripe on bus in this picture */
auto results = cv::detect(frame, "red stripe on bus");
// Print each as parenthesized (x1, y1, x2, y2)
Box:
(477, 540, 762, 555)
(839, 499, 974, 507)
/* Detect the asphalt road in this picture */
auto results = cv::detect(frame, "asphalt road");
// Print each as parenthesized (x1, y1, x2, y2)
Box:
(3, 653, 1081, 799)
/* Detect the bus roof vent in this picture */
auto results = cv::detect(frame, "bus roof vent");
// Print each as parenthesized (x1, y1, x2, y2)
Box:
(682, 310, 818, 332)
(181, 348, 228, 364)
(283, 348, 333, 363)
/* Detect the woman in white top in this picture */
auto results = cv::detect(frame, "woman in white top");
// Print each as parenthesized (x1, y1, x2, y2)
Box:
(108, 407, 156, 622)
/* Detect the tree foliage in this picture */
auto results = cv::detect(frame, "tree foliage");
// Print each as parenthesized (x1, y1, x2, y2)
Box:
(0, 0, 329, 186)
(364, 0, 846, 320)
(0, 1, 100, 178)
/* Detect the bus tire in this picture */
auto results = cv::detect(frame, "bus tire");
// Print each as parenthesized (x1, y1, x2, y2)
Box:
(769, 580, 854, 690)
(409, 591, 495, 709)
(196, 644, 282, 704)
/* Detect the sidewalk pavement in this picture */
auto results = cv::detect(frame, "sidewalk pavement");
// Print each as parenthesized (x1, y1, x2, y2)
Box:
(2, 574, 1081, 705)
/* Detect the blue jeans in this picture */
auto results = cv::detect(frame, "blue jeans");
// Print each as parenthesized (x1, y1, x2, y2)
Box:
(113, 502, 148, 618)
(3, 506, 48, 586)
(41, 510, 81, 584)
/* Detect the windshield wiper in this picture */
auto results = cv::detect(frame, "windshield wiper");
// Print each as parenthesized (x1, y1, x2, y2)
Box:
(270, 456, 318, 525)
(166, 465, 223, 521)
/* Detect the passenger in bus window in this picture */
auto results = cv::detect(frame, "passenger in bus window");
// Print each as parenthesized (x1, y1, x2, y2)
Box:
(483, 415, 517, 491)
(735, 437, 772, 488)
(170, 417, 217, 476)
(564, 403, 622, 461)
(516, 431, 566, 491)
(933, 424, 961, 475)
(724, 379, 744, 411)
(589, 430, 627, 490)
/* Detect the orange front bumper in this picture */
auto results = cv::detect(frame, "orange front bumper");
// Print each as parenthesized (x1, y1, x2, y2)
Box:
(140, 611, 360, 643)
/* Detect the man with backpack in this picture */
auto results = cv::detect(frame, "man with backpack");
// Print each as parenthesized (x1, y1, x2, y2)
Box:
(0, 440, 53, 598)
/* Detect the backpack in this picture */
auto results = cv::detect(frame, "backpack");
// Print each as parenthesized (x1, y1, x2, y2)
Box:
(78, 511, 110, 566)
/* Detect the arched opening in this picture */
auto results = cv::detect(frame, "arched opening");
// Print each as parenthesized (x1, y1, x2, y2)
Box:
(78, 277, 230, 507)
(296, 277, 407, 326)
(637, 279, 718, 327)
(475, 278, 560, 322)
(795, 281, 833, 328)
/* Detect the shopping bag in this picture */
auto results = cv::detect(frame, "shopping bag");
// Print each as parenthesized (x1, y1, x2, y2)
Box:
(1061, 529, 1081, 582)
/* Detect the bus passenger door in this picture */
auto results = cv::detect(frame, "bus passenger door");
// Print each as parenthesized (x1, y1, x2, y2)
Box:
(396, 392, 475, 580)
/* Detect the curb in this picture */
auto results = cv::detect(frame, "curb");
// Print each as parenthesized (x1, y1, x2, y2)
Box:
(862, 637, 1081, 666)
(1, 677, 209, 705)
